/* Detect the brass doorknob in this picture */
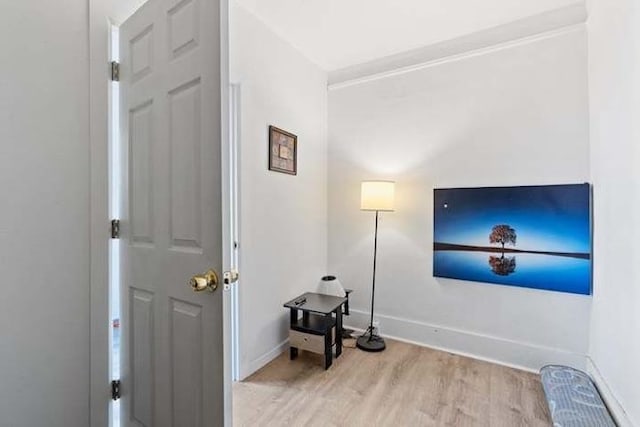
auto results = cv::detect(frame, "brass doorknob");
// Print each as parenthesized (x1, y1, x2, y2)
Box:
(190, 269, 219, 292)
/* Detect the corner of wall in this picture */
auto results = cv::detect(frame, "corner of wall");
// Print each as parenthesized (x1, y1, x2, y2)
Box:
(241, 339, 289, 381)
(586, 357, 636, 427)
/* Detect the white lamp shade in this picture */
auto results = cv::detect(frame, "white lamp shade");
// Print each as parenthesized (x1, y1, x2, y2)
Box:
(318, 276, 346, 297)
(361, 181, 395, 211)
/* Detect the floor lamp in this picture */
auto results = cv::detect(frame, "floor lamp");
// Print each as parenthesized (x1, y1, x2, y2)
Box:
(357, 180, 395, 352)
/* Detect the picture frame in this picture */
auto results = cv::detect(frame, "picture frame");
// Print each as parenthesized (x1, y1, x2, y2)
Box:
(433, 184, 592, 295)
(268, 125, 297, 175)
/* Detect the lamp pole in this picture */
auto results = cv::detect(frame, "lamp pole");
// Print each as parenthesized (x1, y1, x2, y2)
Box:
(357, 209, 386, 351)
(368, 210, 379, 340)
(357, 180, 393, 352)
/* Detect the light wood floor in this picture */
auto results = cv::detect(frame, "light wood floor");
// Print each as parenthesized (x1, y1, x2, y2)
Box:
(233, 338, 551, 427)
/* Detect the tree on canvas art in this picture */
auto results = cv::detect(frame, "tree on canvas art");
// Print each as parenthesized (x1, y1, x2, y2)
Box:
(489, 225, 517, 250)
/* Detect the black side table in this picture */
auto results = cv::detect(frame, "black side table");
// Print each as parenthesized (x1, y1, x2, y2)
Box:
(283, 292, 347, 369)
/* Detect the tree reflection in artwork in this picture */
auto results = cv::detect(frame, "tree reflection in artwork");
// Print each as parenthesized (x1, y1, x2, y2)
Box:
(489, 255, 516, 276)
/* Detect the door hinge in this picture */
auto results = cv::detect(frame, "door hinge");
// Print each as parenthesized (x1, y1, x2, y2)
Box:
(111, 380, 121, 401)
(110, 219, 120, 239)
(110, 61, 120, 82)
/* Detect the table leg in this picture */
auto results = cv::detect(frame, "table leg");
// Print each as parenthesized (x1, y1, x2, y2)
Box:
(335, 305, 343, 358)
(324, 326, 332, 369)
(290, 308, 298, 360)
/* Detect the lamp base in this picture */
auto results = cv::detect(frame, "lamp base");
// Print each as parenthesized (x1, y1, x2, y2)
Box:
(356, 334, 386, 352)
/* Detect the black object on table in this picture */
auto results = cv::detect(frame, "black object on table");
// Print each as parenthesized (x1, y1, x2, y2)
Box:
(283, 292, 347, 369)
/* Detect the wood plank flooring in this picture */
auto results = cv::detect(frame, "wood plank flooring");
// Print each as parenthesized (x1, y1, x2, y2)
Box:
(233, 338, 552, 427)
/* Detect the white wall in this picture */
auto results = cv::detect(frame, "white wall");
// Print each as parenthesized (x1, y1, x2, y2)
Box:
(587, 0, 640, 425)
(0, 1, 90, 426)
(328, 27, 592, 371)
(230, 2, 328, 378)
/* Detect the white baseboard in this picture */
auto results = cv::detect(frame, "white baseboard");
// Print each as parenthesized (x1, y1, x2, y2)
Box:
(345, 309, 586, 373)
(241, 339, 288, 380)
(586, 357, 635, 427)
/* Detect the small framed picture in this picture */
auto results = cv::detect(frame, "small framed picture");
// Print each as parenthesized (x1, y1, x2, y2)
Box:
(269, 125, 297, 175)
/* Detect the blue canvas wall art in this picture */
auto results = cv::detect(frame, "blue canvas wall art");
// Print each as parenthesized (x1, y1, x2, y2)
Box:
(433, 184, 592, 295)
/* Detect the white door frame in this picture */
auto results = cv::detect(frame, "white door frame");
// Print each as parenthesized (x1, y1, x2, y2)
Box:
(227, 83, 242, 383)
(89, 1, 232, 426)
(219, 0, 234, 424)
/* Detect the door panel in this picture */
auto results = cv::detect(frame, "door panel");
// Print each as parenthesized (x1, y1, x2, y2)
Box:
(168, 0, 199, 59)
(171, 299, 203, 426)
(130, 288, 154, 427)
(119, 0, 224, 425)
(129, 100, 154, 245)
(169, 79, 202, 251)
